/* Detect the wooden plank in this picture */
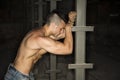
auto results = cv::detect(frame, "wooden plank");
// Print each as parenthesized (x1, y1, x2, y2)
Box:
(68, 63, 93, 69)
(72, 26, 94, 32)
(46, 0, 61, 1)
(46, 69, 61, 73)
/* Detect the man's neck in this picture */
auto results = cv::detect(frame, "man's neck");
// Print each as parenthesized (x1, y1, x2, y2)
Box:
(43, 24, 51, 37)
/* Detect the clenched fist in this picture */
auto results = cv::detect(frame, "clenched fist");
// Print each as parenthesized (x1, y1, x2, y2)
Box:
(68, 11, 77, 25)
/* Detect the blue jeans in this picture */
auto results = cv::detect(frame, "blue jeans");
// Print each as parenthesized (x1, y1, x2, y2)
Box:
(4, 64, 34, 80)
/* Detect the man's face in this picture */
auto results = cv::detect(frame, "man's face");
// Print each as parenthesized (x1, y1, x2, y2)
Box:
(54, 20, 66, 37)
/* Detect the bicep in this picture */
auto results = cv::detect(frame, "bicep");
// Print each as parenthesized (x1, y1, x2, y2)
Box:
(36, 37, 68, 55)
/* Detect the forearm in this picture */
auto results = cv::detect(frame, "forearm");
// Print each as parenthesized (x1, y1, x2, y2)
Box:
(49, 35, 58, 40)
(50, 35, 64, 40)
(64, 25, 73, 53)
(63, 16, 76, 53)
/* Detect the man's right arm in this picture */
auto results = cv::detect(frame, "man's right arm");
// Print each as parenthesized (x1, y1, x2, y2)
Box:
(35, 25, 73, 55)
(35, 11, 76, 55)
(27, 11, 76, 55)
(24, 29, 72, 55)
(49, 29, 65, 40)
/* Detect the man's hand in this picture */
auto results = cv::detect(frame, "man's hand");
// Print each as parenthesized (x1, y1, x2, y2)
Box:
(68, 11, 77, 26)
(50, 29, 65, 40)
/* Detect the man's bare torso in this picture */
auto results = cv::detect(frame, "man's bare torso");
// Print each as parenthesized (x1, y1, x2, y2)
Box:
(13, 27, 47, 75)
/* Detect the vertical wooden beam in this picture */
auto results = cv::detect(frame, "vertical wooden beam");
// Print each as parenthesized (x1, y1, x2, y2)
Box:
(75, 0, 87, 80)
(31, 0, 34, 28)
(50, 0, 57, 10)
(68, 0, 93, 80)
(50, 0, 57, 79)
(49, 1, 61, 80)
(38, 0, 43, 27)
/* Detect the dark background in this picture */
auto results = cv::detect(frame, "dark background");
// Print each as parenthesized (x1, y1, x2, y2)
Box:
(0, 0, 120, 80)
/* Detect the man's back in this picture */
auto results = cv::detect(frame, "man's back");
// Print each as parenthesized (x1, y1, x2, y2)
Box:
(13, 27, 46, 75)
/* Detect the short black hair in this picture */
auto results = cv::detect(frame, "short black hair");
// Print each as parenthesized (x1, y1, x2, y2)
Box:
(51, 9, 68, 23)
(46, 9, 68, 24)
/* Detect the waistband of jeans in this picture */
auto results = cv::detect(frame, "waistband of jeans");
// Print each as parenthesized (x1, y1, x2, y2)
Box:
(8, 63, 31, 77)
(8, 64, 16, 71)
(7, 63, 18, 76)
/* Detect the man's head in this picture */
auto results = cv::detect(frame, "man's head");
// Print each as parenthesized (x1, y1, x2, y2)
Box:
(46, 10, 68, 25)
(46, 10, 68, 37)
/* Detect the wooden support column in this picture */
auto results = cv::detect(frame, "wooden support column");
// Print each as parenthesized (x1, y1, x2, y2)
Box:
(46, 0, 62, 80)
(75, 0, 87, 79)
(49, 1, 57, 80)
(31, 0, 34, 28)
(68, 0, 94, 80)
(38, 0, 43, 27)
(31, 0, 46, 28)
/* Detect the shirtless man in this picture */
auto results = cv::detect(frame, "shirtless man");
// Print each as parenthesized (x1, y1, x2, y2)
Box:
(4, 10, 76, 80)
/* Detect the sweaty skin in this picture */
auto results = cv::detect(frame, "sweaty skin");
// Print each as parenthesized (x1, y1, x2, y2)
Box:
(13, 11, 76, 75)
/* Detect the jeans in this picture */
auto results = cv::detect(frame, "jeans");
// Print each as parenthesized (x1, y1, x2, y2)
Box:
(4, 64, 34, 80)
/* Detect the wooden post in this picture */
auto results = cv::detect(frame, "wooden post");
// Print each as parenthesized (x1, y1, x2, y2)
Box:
(68, 0, 94, 80)
(46, 0, 62, 80)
